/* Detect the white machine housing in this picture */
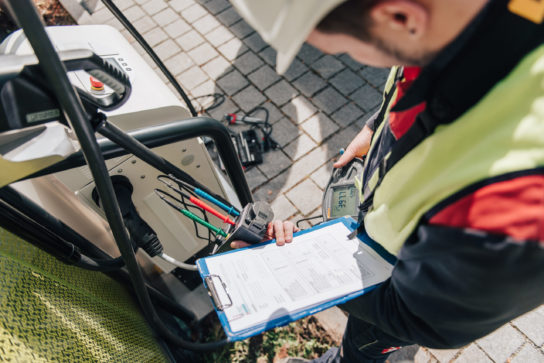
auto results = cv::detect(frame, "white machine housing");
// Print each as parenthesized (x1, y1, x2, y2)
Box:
(1, 25, 241, 275)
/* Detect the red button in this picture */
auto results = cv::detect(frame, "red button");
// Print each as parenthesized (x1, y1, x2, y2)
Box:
(90, 76, 104, 91)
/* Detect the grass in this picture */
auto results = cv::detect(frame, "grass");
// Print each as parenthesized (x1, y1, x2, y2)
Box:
(201, 316, 336, 362)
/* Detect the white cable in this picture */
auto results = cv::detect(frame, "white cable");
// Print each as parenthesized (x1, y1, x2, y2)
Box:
(159, 252, 198, 271)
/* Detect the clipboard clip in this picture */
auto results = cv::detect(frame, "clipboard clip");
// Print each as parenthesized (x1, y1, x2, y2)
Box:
(204, 274, 233, 311)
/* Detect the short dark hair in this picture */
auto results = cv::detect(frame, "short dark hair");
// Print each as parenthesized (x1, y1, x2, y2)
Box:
(316, 0, 378, 42)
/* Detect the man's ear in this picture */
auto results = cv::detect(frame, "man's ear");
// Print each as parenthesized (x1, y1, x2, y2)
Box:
(369, 0, 429, 38)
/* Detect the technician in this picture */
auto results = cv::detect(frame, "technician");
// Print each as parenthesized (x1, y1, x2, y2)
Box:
(230, 0, 544, 362)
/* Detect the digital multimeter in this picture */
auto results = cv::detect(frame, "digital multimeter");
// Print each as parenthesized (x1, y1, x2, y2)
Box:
(322, 158, 365, 221)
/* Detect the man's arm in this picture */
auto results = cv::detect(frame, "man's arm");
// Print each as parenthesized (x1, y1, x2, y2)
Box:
(340, 224, 544, 348)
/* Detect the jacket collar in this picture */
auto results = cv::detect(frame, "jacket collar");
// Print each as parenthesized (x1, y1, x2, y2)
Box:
(392, 0, 543, 116)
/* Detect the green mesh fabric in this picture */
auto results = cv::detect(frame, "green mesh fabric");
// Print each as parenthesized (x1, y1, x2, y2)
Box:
(0, 228, 168, 362)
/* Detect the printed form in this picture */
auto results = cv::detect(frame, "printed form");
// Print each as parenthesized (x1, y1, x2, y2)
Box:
(202, 222, 394, 334)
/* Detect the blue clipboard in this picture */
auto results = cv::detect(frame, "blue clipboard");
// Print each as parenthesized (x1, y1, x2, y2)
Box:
(196, 216, 396, 342)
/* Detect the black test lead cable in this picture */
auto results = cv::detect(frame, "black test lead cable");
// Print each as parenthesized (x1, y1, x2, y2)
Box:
(4, 0, 227, 350)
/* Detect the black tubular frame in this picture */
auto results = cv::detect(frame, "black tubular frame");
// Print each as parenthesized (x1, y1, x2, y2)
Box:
(4, 0, 228, 351)
(26, 116, 253, 207)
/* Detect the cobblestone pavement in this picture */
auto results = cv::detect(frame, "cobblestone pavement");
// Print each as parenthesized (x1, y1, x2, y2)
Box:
(75, 0, 544, 361)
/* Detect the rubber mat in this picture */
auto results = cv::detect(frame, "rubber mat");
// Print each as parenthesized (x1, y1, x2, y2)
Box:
(0, 228, 168, 362)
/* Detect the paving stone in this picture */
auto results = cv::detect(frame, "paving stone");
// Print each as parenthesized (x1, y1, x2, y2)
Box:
(206, 25, 234, 47)
(510, 343, 544, 363)
(283, 146, 331, 191)
(202, 55, 231, 80)
(297, 43, 324, 64)
(113, 0, 135, 11)
(175, 66, 208, 90)
(232, 85, 266, 112)
(163, 18, 191, 38)
(143, 26, 168, 47)
(154, 39, 182, 60)
(248, 65, 281, 91)
(215, 7, 242, 27)
(301, 112, 339, 144)
(292, 71, 327, 98)
(428, 347, 460, 362)
(201, 0, 230, 15)
(206, 98, 239, 120)
(192, 14, 221, 35)
(104, 16, 124, 31)
(311, 55, 344, 79)
(230, 20, 254, 39)
(281, 95, 318, 124)
(270, 195, 298, 220)
(189, 79, 217, 99)
(90, 7, 114, 23)
(512, 307, 544, 346)
(283, 59, 308, 82)
(330, 69, 366, 96)
(286, 179, 322, 215)
(360, 66, 390, 89)
(312, 87, 348, 115)
(292, 213, 314, 229)
(284, 134, 317, 162)
(243, 32, 268, 53)
(134, 0, 149, 5)
(271, 117, 300, 147)
(142, 0, 167, 15)
(477, 324, 524, 363)
(310, 163, 332, 190)
(351, 84, 383, 112)
(188, 42, 219, 65)
(234, 51, 264, 75)
(217, 38, 248, 61)
(152, 8, 179, 25)
(259, 46, 277, 67)
(244, 166, 267, 191)
(163, 52, 194, 75)
(339, 53, 364, 71)
(132, 16, 157, 33)
(331, 102, 365, 127)
(454, 345, 490, 363)
(190, 81, 218, 110)
(257, 101, 283, 124)
(123, 5, 145, 22)
(265, 80, 298, 106)
(181, 3, 207, 22)
(252, 172, 288, 203)
(414, 348, 439, 363)
(216, 69, 249, 95)
(175, 30, 205, 51)
(257, 149, 292, 179)
(169, 0, 193, 12)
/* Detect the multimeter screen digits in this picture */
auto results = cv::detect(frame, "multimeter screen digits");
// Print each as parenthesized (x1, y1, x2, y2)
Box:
(330, 185, 358, 218)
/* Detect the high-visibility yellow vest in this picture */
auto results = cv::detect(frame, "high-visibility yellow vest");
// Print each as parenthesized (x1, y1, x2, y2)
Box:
(362, 45, 544, 255)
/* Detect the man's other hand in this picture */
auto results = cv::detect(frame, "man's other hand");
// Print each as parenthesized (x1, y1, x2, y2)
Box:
(230, 220, 300, 249)
(333, 125, 374, 168)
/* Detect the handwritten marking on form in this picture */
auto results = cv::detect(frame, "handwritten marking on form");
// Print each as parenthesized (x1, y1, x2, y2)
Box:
(204, 222, 393, 333)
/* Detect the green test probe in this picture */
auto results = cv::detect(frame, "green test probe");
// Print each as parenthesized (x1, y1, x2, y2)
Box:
(181, 209, 228, 238)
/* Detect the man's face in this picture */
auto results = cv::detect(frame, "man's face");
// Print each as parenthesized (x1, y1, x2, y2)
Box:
(306, 29, 404, 68)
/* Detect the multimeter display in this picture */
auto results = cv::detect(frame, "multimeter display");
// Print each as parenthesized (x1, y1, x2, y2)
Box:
(330, 185, 358, 218)
(322, 157, 365, 221)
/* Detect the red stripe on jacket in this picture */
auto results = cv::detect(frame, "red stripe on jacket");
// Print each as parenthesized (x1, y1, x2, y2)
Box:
(429, 175, 544, 242)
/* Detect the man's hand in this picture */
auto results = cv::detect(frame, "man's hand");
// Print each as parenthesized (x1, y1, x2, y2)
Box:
(230, 220, 300, 249)
(333, 125, 374, 168)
